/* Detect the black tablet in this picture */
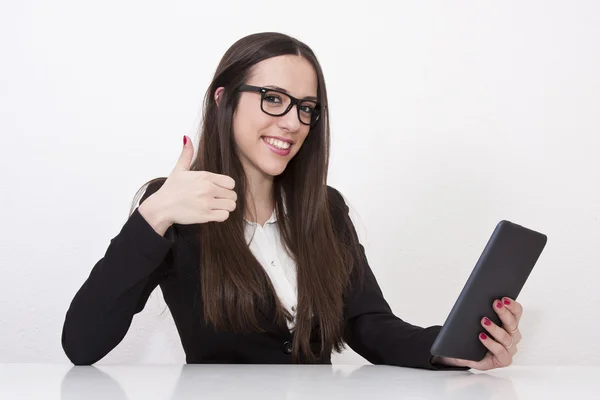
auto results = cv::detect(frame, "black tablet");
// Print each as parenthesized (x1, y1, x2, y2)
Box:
(430, 220, 547, 361)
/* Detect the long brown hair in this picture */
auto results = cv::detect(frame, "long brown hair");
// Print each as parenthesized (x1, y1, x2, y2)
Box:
(131, 32, 361, 362)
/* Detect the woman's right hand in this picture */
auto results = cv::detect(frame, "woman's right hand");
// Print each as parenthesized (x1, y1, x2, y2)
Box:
(139, 136, 237, 235)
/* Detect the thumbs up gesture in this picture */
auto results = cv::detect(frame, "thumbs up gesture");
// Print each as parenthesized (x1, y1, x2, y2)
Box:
(139, 136, 237, 235)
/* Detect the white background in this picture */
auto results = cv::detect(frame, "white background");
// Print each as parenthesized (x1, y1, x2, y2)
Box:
(1, 0, 598, 365)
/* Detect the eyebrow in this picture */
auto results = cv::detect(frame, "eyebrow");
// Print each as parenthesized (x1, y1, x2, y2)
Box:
(264, 85, 318, 102)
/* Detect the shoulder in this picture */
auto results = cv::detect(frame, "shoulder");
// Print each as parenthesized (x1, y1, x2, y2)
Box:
(326, 185, 349, 208)
(326, 185, 351, 225)
(326, 185, 344, 202)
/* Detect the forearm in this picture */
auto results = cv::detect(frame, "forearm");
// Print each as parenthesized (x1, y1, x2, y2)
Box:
(345, 313, 442, 369)
(62, 208, 173, 365)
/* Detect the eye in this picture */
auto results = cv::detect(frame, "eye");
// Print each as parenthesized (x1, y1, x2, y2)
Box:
(264, 94, 283, 104)
(300, 104, 315, 114)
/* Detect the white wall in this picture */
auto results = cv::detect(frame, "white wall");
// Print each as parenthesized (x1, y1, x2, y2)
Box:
(1, 0, 599, 365)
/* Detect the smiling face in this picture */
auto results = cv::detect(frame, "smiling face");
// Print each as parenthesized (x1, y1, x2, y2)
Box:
(231, 55, 318, 181)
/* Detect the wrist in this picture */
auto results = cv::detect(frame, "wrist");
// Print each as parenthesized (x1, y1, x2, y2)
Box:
(138, 196, 172, 236)
(431, 355, 454, 367)
(431, 355, 444, 365)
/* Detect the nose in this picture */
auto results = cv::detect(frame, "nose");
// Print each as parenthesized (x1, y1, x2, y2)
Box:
(276, 104, 302, 132)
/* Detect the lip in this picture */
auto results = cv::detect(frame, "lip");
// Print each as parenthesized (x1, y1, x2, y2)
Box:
(261, 137, 292, 156)
(261, 135, 295, 144)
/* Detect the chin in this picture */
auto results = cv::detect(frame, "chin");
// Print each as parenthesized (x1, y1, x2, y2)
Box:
(260, 165, 287, 177)
(256, 159, 290, 177)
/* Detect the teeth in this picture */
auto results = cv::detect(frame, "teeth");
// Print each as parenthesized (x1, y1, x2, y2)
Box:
(264, 137, 291, 150)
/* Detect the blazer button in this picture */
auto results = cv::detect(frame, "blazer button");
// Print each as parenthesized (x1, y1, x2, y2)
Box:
(282, 341, 292, 354)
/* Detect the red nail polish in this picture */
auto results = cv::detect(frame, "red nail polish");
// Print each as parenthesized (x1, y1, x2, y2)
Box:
(483, 317, 491, 326)
(480, 333, 487, 340)
(496, 301, 503, 309)
(503, 298, 511, 305)
(183, 136, 187, 145)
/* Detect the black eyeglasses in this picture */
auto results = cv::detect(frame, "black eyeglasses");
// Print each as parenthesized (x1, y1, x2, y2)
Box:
(236, 84, 321, 127)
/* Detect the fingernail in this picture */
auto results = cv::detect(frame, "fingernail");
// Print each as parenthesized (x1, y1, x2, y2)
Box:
(183, 136, 187, 145)
(480, 333, 487, 340)
(503, 298, 511, 305)
(483, 317, 491, 326)
(496, 301, 503, 309)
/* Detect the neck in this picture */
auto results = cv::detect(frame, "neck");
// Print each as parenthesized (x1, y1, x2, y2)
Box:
(244, 167, 275, 224)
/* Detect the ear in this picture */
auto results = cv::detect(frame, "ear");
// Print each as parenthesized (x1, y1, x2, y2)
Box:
(214, 87, 225, 106)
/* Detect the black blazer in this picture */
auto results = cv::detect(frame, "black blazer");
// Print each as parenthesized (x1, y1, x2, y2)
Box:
(61, 181, 467, 370)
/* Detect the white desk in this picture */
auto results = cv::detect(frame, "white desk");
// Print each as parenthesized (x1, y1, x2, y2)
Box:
(1, 364, 598, 399)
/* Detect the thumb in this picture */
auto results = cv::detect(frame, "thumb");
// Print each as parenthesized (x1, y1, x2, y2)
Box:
(173, 135, 194, 172)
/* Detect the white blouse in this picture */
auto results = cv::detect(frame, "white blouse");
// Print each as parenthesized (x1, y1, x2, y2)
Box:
(244, 210, 298, 330)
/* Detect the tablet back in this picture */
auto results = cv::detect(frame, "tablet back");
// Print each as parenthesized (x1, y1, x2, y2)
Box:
(430, 220, 547, 361)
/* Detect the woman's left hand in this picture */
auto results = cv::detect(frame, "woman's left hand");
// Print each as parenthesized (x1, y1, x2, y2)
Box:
(437, 297, 523, 371)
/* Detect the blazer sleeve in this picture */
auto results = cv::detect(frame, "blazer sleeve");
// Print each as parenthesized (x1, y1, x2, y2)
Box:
(61, 178, 174, 365)
(329, 187, 470, 371)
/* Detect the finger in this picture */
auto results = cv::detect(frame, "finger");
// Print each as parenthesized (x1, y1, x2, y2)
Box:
(208, 173, 236, 190)
(466, 352, 495, 371)
(173, 135, 194, 172)
(445, 357, 480, 369)
(481, 317, 514, 348)
(501, 297, 524, 323)
(212, 184, 237, 201)
(479, 332, 512, 367)
(504, 331, 522, 348)
(210, 198, 236, 212)
(493, 299, 519, 334)
(510, 328, 522, 346)
(210, 209, 230, 222)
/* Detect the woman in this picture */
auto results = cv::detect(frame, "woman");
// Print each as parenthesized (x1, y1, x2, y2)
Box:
(61, 32, 523, 370)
